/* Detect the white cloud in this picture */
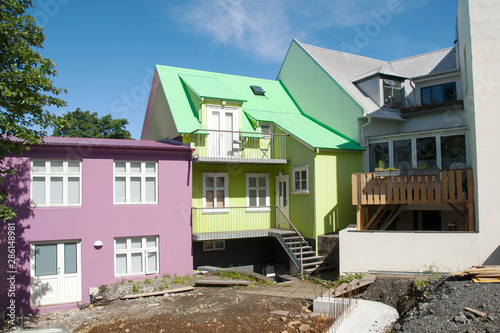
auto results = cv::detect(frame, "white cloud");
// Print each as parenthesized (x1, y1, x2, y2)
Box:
(171, 0, 433, 62)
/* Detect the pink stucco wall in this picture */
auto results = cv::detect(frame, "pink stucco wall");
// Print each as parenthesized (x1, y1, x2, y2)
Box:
(0, 143, 193, 314)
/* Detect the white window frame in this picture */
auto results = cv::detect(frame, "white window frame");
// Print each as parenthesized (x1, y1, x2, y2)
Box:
(114, 236, 159, 277)
(368, 131, 468, 171)
(202, 172, 229, 214)
(246, 173, 270, 212)
(30, 160, 82, 207)
(258, 123, 273, 139)
(203, 240, 225, 251)
(292, 165, 309, 195)
(113, 161, 158, 205)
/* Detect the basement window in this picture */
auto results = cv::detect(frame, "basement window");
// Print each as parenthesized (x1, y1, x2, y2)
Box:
(203, 240, 225, 251)
(250, 85, 265, 96)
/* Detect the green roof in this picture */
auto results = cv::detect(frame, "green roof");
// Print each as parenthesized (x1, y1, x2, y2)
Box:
(155, 65, 362, 151)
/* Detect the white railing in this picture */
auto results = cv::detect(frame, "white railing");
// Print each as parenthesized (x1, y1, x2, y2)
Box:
(191, 129, 288, 162)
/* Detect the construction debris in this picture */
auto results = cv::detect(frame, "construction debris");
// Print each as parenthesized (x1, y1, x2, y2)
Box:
(194, 280, 251, 287)
(120, 287, 194, 299)
(451, 265, 500, 283)
(464, 307, 487, 318)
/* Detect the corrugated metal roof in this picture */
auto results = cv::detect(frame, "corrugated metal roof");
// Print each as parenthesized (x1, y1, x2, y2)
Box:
(38, 136, 192, 151)
(297, 40, 458, 115)
(155, 65, 361, 150)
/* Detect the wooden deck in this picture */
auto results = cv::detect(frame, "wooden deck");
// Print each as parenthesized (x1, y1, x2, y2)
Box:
(352, 169, 474, 231)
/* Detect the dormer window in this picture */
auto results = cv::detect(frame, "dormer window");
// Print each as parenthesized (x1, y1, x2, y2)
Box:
(383, 79, 404, 109)
(250, 86, 265, 96)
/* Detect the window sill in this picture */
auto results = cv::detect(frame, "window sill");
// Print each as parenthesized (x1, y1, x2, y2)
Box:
(31, 204, 82, 208)
(202, 208, 229, 214)
(291, 191, 309, 195)
(113, 202, 158, 206)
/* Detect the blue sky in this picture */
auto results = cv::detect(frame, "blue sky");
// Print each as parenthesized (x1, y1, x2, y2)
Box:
(31, 0, 458, 139)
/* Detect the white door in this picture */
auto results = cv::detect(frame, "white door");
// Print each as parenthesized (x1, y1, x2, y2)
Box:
(31, 241, 81, 306)
(208, 106, 238, 157)
(276, 175, 290, 229)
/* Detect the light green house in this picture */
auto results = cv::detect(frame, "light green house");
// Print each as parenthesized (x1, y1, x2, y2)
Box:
(141, 65, 363, 274)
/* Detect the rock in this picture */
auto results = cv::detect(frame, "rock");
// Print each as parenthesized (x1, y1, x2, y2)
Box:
(454, 315, 465, 323)
(485, 324, 499, 333)
(299, 324, 311, 332)
(281, 317, 287, 322)
(287, 320, 300, 329)
(393, 323, 401, 330)
(301, 306, 311, 314)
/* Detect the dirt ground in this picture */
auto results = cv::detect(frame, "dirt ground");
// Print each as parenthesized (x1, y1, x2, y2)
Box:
(4, 273, 334, 333)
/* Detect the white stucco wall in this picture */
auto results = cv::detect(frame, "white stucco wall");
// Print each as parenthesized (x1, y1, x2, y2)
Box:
(459, 0, 500, 264)
(339, 225, 480, 274)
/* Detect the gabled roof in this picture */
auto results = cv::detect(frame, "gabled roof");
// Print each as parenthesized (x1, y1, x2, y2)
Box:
(152, 65, 362, 151)
(295, 40, 458, 114)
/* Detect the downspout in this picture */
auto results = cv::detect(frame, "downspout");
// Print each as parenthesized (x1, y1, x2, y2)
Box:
(360, 115, 372, 148)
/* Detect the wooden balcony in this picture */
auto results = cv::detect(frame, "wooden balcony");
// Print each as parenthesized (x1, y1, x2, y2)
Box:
(190, 129, 288, 164)
(352, 169, 474, 231)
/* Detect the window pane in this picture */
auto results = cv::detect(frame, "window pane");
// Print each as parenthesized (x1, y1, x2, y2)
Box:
(50, 161, 63, 173)
(131, 238, 142, 249)
(115, 177, 126, 203)
(416, 137, 437, 168)
(32, 161, 46, 173)
(32, 177, 46, 205)
(146, 237, 157, 248)
(258, 177, 266, 188)
(67, 161, 80, 173)
(206, 190, 214, 208)
(216, 177, 225, 188)
(294, 171, 300, 190)
(131, 253, 143, 274)
(67, 177, 80, 204)
(34, 244, 57, 276)
(115, 162, 126, 173)
(130, 177, 141, 202)
(215, 241, 224, 249)
(369, 142, 389, 171)
(115, 254, 127, 275)
(145, 177, 156, 202)
(249, 190, 257, 206)
(206, 177, 214, 188)
(431, 86, 442, 103)
(216, 190, 225, 207)
(145, 162, 156, 173)
(301, 180, 307, 190)
(249, 177, 256, 188)
(115, 239, 127, 250)
(258, 189, 266, 206)
(50, 177, 63, 204)
(64, 243, 77, 274)
(393, 139, 412, 170)
(130, 162, 141, 173)
(146, 251, 157, 273)
(421, 87, 432, 105)
(441, 135, 466, 169)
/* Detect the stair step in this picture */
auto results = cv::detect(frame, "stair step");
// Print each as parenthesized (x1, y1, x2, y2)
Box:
(290, 246, 312, 252)
(283, 236, 302, 241)
(293, 251, 316, 257)
(298, 256, 325, 262)
(302, 261, 324, 268)
(285, 241, 308, 246)
(303, 267, 318, 274)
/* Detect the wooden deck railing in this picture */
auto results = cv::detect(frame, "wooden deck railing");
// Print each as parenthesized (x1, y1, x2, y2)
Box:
(352, 169, 473, 206)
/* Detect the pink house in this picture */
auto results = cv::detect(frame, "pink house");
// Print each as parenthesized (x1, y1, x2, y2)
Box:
(0, 137, 193, 314)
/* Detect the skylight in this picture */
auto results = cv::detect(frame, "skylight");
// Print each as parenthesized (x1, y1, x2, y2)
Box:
(250, 85, 265, 96)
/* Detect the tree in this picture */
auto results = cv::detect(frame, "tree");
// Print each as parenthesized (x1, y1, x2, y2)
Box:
(53, 108, 133, 139)
(0, 0, 67, 221)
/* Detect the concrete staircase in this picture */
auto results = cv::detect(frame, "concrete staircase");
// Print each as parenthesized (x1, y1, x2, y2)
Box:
(281, 233, 326, 274)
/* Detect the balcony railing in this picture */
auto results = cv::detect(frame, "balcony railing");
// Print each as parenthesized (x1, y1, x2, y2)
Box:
(352, 169, 473, 206)
(400, 100, 464, 117)
(190, 129, 288, 164)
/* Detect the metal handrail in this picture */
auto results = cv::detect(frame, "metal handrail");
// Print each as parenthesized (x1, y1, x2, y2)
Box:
(191, 129, 289, 136)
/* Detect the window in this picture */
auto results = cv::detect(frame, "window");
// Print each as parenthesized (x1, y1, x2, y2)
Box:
(393, 139, 412, 170)
(114, 236, 158, 276)
(203, 173, 228, 212)
(441, 135, 466, 169)
(203, 240, 225, 251)
(246, 173, 269, 211)
(421, 82, 457, 105)
(292, 166, 309, 194)
(259, 124, 273, 139)
(114, 161, 157, 205)
(416, 137, 437, 168)
(31, 160, 82, 207)
(383, 79, 404, 109)
(369, 142, 389, 171)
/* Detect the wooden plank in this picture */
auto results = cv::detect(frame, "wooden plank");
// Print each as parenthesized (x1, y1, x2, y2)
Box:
(352, 174, 359, 205)
(421, 176, 429, 203)
(393, 177, 400, 204)
(356, 205, 362, 230)
(361, 174, 367, 205)
(365, 205, 388, 230)
(467, 169, 473, 203)
(367, 173, 374, 205)
(407, 176, 414, 204)
(464, 307, 487, 318)
(400, 176, 407, 204)
(468, 203, 474, 231)
(380, 177, 386, 204)
(387, 177, 393, 204)
(449, 171, 456, 202)
(380, 205, 404, 230)
(121, 287, 194, 299)
(412, 176, 420, 204)
(442, 171, 448, 203)
(457, 170, 465, 203)
(428, 175, 435, 202)
(473, 278, 500, 283)
(195, 280, 251, 286)
(435, 174, 441, 204)
(373, 176, 380, 205)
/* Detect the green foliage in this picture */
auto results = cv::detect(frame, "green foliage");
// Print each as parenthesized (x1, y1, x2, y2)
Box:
(144, 278, 151, 285)
(332, 273, 364, 288)
(132, 282, 141, 293)
(52, 108, 132, 139)
(415, 279, 429, 288)
(0, 0, 66, 221)
(215, 270, 272, 286)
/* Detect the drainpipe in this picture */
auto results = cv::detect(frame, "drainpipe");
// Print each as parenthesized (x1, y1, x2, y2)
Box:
(360, 115, 372, 148)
